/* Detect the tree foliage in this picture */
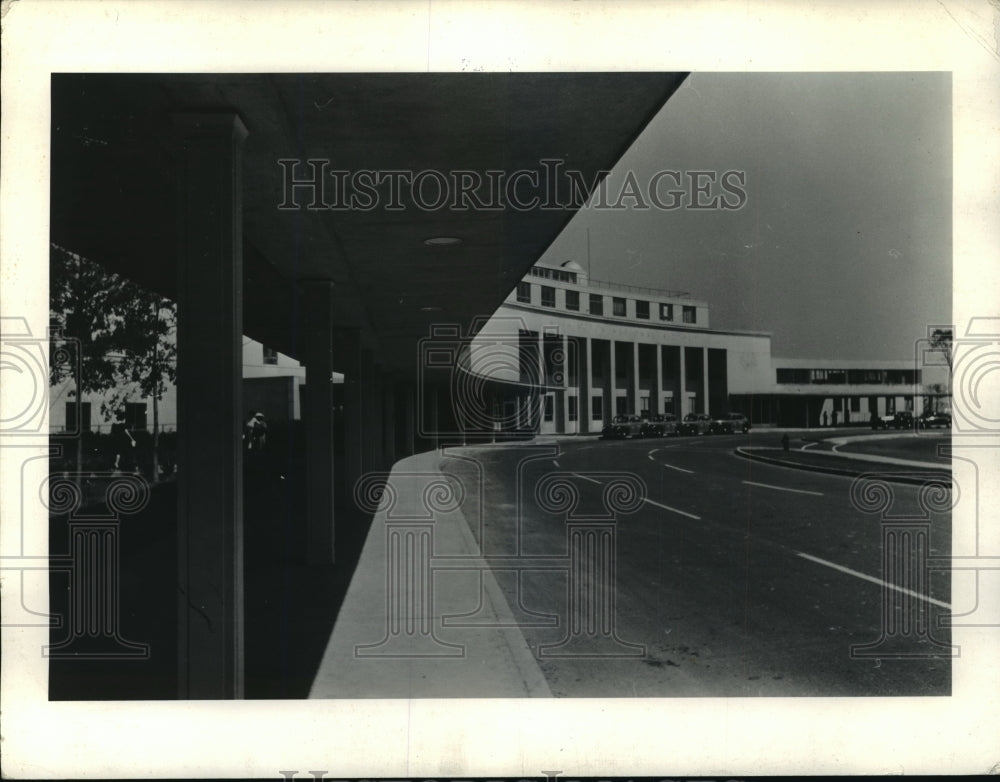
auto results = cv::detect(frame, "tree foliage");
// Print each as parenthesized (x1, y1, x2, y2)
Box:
(49, 243, 177, 424)
(929, 327, 953, 371)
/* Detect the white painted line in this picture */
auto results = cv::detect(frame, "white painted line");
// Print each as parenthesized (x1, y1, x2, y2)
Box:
(661, 462, 694, 474)
(796, 551, 951, 609)
(742, 479, 824, 497)
(570, 471, 601, 485)
(801, 441, 817, 450)
(647, 449, 660, 460)
(553, 459, 561, 467)
(642, 497, 701, 520)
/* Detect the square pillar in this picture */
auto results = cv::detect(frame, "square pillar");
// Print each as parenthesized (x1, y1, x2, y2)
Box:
(334, 329, 363, 500)
(383, 377, 396, 466)
(605, 340, 616, 422)
(361, 350, 378, 471)
(654, 344, 663, 415)
(302, 281, 336, 565)
(580, 337, 592, 434)
(402, 383, 416, 456)
(703, 347, 710, 414)
(630, 341, 640, 415)
(173, 112, 247, 699)
(678, 344, 687, 416)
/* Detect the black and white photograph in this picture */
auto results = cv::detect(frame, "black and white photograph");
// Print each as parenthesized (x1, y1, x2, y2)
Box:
(2, 1, 999, 778)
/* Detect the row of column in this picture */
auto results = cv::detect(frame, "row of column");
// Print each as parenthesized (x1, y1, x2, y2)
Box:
(173, 112, 415, 699)
(531, 334, 712, 433)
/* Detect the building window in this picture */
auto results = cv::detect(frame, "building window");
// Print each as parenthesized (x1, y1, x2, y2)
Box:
(565, 290, 580, 311)
(543, 395, 554, 421)
(612, 297, 626, 317)
(262, 345, 279, 365)
(636, 300, 650, 320)
(682, 305, 696, 323)
(615, 396, 627, 416)
(516, 282, 531, 303)
(592, 395, 603, 420)
(660, 303, 674, 321)
(65, 401, 92, 432)
(850, 397, 861, 413)
(125, 402, 147, 431)
(541, 286, 555, 307)
(589, 294, 604, 316)
(640, 396, 649, 414)
(777, 368, 810, 384)
(568, 395, 578, 421)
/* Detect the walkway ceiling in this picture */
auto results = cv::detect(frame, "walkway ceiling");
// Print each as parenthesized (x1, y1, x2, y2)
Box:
(50, 72, 686, 376)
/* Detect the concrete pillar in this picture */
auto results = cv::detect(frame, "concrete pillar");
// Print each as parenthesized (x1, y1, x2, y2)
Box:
(402, 383, 416, 456)
(702, 347, 710, 414)
(172, 112, 247, 699)
(631, 341, 640, 416)
(536, 332, 545, 433)
(581, 337, 592, 434)
(562, 334, 571, 433)
(606, 340, 616, 421)
(361, 349, 377, 472)
(678, 344, 687, 416)
(302, 281, 335, 565)
(335, 328, 363, 498)
(383, 377, 396, 466)
(654, 344, 663, 415)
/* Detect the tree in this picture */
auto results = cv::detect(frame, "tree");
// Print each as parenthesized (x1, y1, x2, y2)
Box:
(929, 328, 953, 371)
(102, 295, 177, 481)
(928, 328, 953, 414)
(49, 243, 177, 481)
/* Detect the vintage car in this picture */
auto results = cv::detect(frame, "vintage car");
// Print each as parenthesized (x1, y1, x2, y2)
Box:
(872, 410, 914, 430)
(678, 412, 712, 436)
(602, 414, 643, 439)
(640, 413, 679, 438)
(709, 412, 751, 434)
(918, 411, 951, 429)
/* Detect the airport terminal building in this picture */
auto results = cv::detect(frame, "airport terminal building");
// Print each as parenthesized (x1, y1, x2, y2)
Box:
(469, 259, 937, 435)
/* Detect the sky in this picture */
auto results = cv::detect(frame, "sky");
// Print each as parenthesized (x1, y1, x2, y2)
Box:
(537, 72, 952, 361)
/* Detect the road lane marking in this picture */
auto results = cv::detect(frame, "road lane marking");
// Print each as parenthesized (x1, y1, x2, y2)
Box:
(569, 471, 601, 485)
(642, 497, 701, 520)
(647, 449, 660, 459)
(742, 480, 823, 497)
(801, 441, 817, 450)
(796, 551, 951, 609)
(660, 462, 694, 474)
(553, 459, 560, 467)
(648, 448, 694, 473)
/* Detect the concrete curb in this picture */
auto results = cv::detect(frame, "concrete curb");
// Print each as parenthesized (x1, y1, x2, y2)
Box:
(733, 446, 952, 485)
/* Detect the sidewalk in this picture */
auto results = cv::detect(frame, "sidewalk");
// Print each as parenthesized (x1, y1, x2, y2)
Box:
(309, 449, 550, 698)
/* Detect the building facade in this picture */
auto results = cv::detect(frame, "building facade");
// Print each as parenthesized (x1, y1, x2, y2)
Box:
(468, 260, 940, 434)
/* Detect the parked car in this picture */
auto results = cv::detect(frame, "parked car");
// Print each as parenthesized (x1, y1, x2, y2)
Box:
(873, 411, 915, 430)
(918, 411, 951, 429)
(710, 412, 751, 434)
(678, 412, 711, 436)
(602, 414, 642, 439)
(640, 413, 679, 438)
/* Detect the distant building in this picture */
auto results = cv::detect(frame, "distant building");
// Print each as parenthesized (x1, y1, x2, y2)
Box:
(49, 339, 309, 433)
(468, 259, 944, 434)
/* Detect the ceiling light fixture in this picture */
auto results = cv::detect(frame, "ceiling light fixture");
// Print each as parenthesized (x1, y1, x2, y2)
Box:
(423, 236, 462, 246)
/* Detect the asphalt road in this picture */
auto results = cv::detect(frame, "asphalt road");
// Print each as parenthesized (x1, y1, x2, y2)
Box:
(443, 433, 953, 697)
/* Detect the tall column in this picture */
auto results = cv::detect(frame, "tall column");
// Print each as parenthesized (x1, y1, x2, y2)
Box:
(562, 334, 571, 433)
(173, 112, 247, 699)
(536, 332, 545, 432)
(335, 329, 363, 499)
(702, 347, 710, 414)
(606, 340, 616, 421)
(678, 344, 687, 416)
(631, 342, 640, 416)
(654, 344, 663, 415)
(402, 383, 416, 456)
(383, 377, 396, 466)
(581, 337, 592, 434)
(302, 281, 336, 565)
